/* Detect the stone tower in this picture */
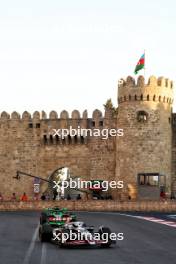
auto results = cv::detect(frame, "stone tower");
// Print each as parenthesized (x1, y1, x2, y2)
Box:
(116, 76, 173, 199)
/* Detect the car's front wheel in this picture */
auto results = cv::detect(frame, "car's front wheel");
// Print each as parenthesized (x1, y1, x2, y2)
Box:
(39, 227, 50, 242)
(98, 226, 112, 248)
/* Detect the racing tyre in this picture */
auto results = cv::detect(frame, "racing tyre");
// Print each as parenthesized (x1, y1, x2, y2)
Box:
(39, 227, 50, 242)
(40, 213, 47, 225)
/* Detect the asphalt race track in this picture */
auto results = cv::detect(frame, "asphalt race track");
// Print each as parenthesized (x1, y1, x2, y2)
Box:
(0, 211, 176, 264)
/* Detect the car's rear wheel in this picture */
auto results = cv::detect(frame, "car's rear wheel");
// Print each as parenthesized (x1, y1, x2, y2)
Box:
(39, 227, 50, 242)
(40, 213, 47, 225)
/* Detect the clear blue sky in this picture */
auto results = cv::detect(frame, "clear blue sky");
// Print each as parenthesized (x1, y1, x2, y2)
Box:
(0, 0, 175, 116)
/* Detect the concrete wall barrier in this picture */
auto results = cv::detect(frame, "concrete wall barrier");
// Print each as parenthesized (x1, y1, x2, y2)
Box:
(0, 200, 176, 212)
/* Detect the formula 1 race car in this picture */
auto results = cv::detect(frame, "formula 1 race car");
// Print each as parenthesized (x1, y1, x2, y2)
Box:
(52, 221, 116, 248)
(39, 207, 77, 242)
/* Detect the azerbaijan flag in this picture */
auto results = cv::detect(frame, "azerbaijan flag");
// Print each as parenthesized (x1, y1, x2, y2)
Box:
(134, 53, 145, 74)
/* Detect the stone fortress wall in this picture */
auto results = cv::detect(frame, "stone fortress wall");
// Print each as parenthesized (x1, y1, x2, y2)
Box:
(0, 75, 176, 200)
(0, 108, 116, 198)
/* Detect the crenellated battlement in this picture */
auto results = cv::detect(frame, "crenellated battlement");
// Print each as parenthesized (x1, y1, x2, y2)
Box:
(118, 75, 174, 105)
(0, 109, 114, 122)
(119, 75, 173, 88)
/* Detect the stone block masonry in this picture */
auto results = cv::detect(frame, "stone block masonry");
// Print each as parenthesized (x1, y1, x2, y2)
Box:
(0, 75, 176, 201)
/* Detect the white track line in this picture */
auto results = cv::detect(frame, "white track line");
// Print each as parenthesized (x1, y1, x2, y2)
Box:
(40, 243, 47, 264)
(69, 211, 176, 228)
(85, 212, 176, 228)
(132, 216, 176, 228)
(23, 224, 39, 264)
